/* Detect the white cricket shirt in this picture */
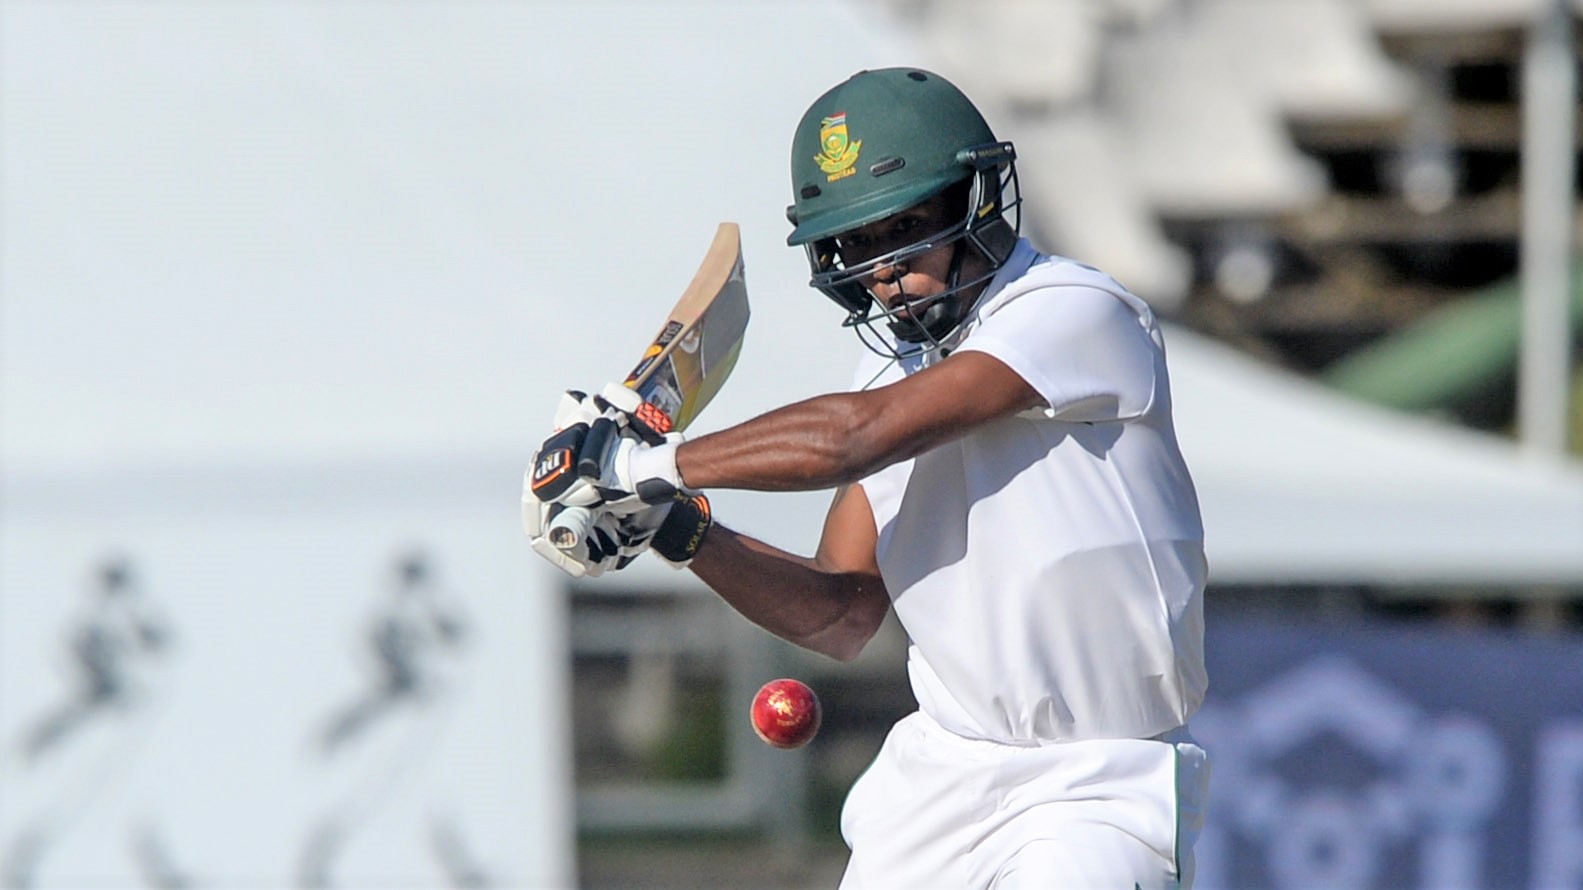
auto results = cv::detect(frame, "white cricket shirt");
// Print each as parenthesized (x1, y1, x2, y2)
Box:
(851, 239, 1207, 744)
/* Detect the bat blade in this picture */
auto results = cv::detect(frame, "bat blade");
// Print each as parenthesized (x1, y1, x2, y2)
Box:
(620, 222, 750, 432)
(549, 223, 750, 554)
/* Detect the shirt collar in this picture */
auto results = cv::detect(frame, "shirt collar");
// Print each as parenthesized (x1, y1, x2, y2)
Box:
(919, 238, 1040, 366)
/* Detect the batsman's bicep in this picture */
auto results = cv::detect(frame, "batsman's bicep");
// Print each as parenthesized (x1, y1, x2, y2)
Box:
(803, 483, 890, 661)
(857, 351, 1043, 466)
(815, 484, 883, 582)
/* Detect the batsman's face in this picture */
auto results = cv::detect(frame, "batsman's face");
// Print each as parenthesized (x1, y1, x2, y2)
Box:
(836, 194, 970, 314)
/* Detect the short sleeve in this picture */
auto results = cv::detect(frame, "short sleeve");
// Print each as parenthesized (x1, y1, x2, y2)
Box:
(956, 285, 1159, 422)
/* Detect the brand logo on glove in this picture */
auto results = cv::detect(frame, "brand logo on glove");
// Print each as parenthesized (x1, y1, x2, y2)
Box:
(531, 423, 594, 502)
(651, 493, 712, 565)
(675, 494, 712, 559)
(530, 448, 574, 494)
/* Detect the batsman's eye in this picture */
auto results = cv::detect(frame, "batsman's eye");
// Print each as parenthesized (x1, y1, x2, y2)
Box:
(848, 216, 925, 253)
(837, 232, 872, 254)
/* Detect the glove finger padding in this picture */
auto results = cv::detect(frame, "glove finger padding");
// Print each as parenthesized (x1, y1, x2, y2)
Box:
(610, 500, 670, 564)
(526, 500, 631, 578)
(598, 381, 644, 415)
(579, 512, 629, 578)
(552, 389, 599, 430)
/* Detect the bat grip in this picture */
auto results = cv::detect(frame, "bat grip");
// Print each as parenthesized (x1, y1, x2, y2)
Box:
(549, 505, 594, 552)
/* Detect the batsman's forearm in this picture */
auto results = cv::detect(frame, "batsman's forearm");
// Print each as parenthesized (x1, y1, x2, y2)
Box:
(688, 525, 887, 662)
(675, 392, 892, 492)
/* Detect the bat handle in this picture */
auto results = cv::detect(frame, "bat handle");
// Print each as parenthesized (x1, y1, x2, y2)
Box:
(549, 505, 595, 552)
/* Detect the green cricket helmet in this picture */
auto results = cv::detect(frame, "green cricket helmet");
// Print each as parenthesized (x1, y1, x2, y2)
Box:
(785, 68, 1020, 353)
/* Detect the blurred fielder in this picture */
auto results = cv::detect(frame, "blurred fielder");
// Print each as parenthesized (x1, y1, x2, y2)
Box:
(526, 68, 1210, 889)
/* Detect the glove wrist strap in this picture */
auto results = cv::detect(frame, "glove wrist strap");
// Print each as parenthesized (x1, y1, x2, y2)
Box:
(651, 493, 712, 565)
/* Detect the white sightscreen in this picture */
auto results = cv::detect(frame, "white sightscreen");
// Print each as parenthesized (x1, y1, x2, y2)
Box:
(0, 463, 573, 887)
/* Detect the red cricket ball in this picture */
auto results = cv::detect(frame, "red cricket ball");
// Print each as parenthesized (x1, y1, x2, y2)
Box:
(750, 678, 822, 749)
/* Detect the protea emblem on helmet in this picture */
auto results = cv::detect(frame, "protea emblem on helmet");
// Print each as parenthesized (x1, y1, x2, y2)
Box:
(815, 113, 861, 180)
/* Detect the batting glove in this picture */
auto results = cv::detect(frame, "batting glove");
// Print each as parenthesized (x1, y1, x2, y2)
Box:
(526, 390, 609, 510)
(646, 491, 713, 568)
(527, 385, 686, 510)
(593, 433, 693, 513)
(528, 392, 695, 515)
(610, 491, 713, 570)
(523, 497, 638, 579)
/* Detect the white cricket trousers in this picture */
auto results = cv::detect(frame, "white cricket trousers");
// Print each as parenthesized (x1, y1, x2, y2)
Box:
(837, 710, 1210, 890)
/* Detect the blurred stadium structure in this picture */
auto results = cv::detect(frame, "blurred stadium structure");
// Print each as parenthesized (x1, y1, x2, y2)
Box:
(2, 1, 1581, 889)
(888, 0, 1583, 447)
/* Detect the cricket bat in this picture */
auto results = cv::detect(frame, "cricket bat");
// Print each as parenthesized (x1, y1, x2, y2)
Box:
(547, 222, 750, 551)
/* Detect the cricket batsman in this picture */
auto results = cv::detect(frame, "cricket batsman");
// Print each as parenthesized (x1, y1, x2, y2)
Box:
(525, 67, 1210, 889)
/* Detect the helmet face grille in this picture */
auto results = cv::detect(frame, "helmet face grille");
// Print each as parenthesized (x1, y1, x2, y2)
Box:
(804, 157, 1023, 360)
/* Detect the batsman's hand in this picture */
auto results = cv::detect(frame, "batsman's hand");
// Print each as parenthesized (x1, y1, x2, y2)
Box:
(527, 386, 694, 514)
(520, 492, 710, 577)
(595, 433, 693, 512)
(602, 490, 713, 569)
(522, 497, 647, 579)
(525, 389, 607, 510)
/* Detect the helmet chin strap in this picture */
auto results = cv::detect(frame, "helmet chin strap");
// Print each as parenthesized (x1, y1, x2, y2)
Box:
(887, 239, 971, 344)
